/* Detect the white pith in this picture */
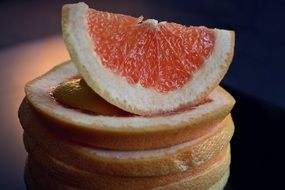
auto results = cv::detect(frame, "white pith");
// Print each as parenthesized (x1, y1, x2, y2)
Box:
(25, 61, 234, 130)
(62, 2, 234, 114)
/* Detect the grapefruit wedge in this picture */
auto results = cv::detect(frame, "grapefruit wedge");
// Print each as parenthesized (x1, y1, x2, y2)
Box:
(62, 2, 235, 115)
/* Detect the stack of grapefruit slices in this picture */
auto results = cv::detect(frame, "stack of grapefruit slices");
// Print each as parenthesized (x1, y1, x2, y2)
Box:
(19, 2, 235, 190)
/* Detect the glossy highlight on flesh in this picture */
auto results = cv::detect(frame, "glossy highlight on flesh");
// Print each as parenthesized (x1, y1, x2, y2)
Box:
(52, 77, 132, 117)
(87, 9, 215, 92)
(52, 77, 212, 117)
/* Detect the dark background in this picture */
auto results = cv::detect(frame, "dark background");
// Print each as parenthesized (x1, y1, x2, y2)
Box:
(0, 0, 284, 189)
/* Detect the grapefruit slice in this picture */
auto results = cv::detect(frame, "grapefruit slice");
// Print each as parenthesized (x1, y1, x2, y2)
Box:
(62, 2, 235, 115)
(25, 145, 230, 190)
(23, 61, 235, 150)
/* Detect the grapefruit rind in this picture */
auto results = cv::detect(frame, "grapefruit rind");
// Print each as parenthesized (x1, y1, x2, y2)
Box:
(24, 61, 235, 150)
(21, 101, 233, 176)
(62, 2, 235, 115)
(25, 145, 230, 190)
(25, 164, 229, 190)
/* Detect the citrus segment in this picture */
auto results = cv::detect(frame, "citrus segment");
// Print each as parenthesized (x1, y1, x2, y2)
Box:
(62, 2, 235, 115)
(87, 9, 215, 92)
